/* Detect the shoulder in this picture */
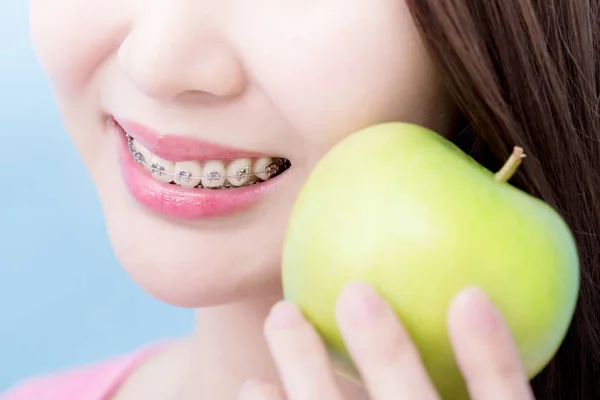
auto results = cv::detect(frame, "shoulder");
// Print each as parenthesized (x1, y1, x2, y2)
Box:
(1, 359, 122, 400)
(1, 344, 166, 400)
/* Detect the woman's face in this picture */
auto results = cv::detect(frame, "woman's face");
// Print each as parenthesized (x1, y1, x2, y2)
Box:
(29, 0, 454, 307)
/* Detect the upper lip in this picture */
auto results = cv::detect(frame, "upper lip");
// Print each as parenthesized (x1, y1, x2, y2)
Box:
(113, 117, 272, 162)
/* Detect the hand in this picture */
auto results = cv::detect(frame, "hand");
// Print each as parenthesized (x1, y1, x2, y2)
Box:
(238, 282, 535, 400)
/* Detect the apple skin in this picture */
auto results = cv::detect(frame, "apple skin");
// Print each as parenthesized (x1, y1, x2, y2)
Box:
(281, 122, 580, 399)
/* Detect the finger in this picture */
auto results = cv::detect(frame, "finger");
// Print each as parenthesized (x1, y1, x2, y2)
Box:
(335, 282, 441, 400)
(238, 379, 287, 400)
(264, 301, 345, 400)
(447, 286, 535, 400)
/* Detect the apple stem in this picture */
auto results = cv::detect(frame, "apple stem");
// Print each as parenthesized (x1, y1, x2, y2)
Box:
(494, 146, 526, 183)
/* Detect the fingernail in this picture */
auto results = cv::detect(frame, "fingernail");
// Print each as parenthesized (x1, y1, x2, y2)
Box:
(239, 378, 287, 400)
(339, 282, 386, 322)
(450, 286, 500, 336)
(268, 301, 303, 329)
(238, 378, 263, 398)
(240, 378, 261, 391)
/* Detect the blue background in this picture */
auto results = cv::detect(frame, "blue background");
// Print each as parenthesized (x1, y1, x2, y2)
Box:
(0, 1, 193, 392)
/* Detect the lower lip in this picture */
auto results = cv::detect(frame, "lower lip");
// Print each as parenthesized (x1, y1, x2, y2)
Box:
(114, 127, 285, 220)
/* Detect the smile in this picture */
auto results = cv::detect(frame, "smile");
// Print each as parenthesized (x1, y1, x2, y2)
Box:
(110, 116, 292, 220)
(126, 135, 290, 190)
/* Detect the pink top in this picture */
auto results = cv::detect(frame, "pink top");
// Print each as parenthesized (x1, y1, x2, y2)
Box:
(1, 344, 164, 400)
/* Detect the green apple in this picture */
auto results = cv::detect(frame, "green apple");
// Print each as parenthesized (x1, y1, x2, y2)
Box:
(281, 122, 579, 400)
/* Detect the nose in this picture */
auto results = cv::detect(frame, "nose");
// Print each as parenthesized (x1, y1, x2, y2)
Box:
(117, 3, 246, 100)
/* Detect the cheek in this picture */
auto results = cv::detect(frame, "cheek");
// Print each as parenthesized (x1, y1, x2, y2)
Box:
(29, 0, 134, 171)
(237, 1, 450, 161)
(29, 0, 130, 97)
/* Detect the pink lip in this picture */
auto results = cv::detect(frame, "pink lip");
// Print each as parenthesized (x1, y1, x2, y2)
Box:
(111, 119, 285, 220)
(113, 117, 268, 161)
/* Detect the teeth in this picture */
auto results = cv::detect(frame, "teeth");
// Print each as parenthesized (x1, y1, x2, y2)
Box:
(202, 160, 226, 188)
(126, 136, 288, 189)
(253, 157, 274, 181)
(174, 161, 203, 188)
(150, 155, 176, 183)
(226, 158, 252, 187)
(132, 141, 152, 164)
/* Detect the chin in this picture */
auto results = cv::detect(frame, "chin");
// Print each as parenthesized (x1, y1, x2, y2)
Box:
(95, 180, 286, 308)
(108, 223, 284, 308)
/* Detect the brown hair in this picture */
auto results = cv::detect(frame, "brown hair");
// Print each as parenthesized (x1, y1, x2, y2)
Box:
(408, 0, 600, 398)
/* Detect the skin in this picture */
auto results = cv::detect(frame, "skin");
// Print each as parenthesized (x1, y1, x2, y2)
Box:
(28, 0, 536, 398)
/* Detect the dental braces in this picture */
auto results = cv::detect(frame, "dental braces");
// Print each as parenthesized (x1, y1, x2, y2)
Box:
(127, 134, 289, 187)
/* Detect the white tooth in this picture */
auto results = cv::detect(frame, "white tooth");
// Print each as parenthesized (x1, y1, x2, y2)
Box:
(253, 157, 275, 181)
(201, 160, 226, 188)
(149, 154, 176, 183)
(132, 140, 152, 164)
(174, 161, 202, 188)
(226, 158, 252, 186)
